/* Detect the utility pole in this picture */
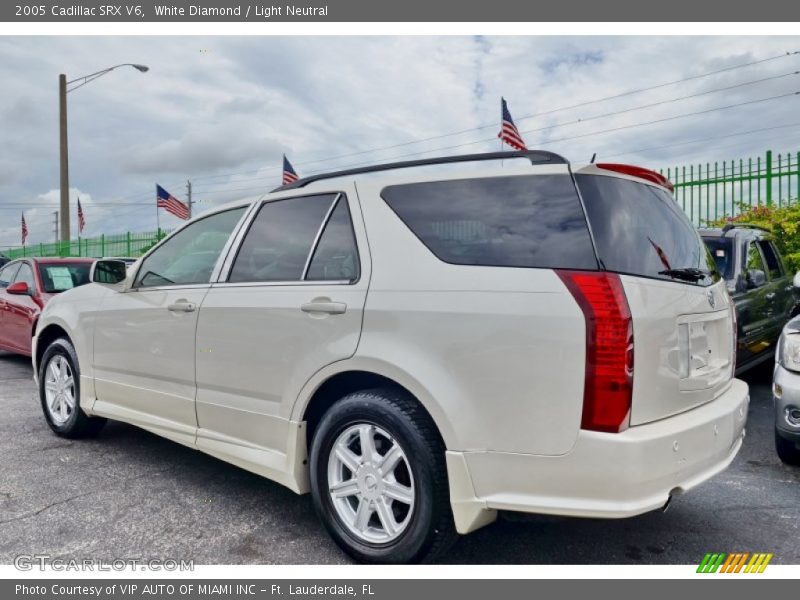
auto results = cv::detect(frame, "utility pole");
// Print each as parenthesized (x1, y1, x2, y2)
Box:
(59, 74, 70, 242)
(187, 179, 193, 219)
(53, 211, 60, 244)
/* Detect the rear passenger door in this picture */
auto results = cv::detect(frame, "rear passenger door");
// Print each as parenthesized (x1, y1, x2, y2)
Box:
(194, 189, 370, 469)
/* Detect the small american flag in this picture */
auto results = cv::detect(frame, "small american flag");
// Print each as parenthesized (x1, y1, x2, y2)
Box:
(498, 97, 527, 151)
(21, 213, 28, 246)
(157, 185, 190, 220)
(282, 154, 299, 185)
(77, 197, 86, 234)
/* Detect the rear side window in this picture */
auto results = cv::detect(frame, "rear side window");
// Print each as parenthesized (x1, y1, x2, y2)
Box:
(381, 175, 597, 270)
(229, 194, 340, 283)
(702, 237, 734, 280)
(577, 175, 717, 286)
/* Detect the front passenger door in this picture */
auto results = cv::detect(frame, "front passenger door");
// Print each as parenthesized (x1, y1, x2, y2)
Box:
(92, 207, 249, 446)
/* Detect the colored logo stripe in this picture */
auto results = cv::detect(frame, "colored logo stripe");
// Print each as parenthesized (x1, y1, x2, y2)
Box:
(697, 552, 773, 573)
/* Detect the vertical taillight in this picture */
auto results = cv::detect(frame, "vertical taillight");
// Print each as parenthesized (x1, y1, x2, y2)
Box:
(557, 271, 634, 433)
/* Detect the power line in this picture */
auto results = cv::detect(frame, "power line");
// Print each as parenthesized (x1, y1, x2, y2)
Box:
(186, 49, 800, 184)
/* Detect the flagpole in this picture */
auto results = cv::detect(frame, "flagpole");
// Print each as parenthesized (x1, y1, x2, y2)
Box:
(155, 184, 161, 237)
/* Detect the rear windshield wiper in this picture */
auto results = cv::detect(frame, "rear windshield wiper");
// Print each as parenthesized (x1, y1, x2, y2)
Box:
(658, 267, 710, 282)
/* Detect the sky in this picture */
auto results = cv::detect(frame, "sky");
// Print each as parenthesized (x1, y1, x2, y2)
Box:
(0, 35, 799, 249)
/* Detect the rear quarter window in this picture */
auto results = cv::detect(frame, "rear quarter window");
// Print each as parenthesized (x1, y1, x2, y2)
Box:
(380, 174, 598, 270)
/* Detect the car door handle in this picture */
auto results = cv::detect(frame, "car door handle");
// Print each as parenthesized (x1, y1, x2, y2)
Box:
(766, 293, 776, 300)
(301, 299, 347, 315)
(167, 301, 197, 313)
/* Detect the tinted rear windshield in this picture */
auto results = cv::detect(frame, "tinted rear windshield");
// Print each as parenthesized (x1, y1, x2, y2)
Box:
(381, 174, 598, 270)
(702, 237, 735, 280)
(576, 174, 717, 286)
(38, 263, 92, 293)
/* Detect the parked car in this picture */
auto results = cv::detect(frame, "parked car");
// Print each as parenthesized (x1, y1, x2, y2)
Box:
(773, 315, 800, 465)
(700, 225, 800, 374)
(33, 151, 748, 563)
(0, 257, 95, 356)
(0, 254, 9, 268)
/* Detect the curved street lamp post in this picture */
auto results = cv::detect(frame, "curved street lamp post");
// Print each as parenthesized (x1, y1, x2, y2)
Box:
(59, 63, 149, 242)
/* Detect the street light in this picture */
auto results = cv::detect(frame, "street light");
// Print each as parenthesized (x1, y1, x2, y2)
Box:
(59, 63, 149, 242)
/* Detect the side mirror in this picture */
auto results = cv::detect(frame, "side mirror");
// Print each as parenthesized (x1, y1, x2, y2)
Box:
(747, 269, 767, 289)
(794, 271, 800, 288)
(91, 260, 128, 285)
(6, 281, 30, 295)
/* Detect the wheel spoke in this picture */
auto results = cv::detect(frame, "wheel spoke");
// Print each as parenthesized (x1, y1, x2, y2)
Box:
(377, 443, 403, 473)
(58, 358, 68, 380)
(334, 443, 361, 473)
(59, 397, 69, 420)
(374, 498, 398, 536)
(50, 395, 61, 413)
(45, 380, 58, 393)
(329, 478, 360, 499)
(48, 360, 60, 381)
(63, 376, 74, 391)
(383, 480, 414, 505)
(353, 498, 372, 532)
(358, 425, 378, 462)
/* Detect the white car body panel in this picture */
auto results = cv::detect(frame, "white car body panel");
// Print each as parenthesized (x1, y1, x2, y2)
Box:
(33, 158, 748, 536)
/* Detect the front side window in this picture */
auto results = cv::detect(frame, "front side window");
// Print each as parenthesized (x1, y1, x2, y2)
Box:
(758, 240, 783, 279)
(135, 207, 246, 288)
(14, 263, 36, 291)
(229, 194, 341, 283)
(381, 175, 597, 270)
(0, 262, 20, 288)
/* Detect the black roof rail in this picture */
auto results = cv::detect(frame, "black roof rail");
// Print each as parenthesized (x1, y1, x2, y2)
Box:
(273, 150, 569, 191)
(721, 222, 773, 235)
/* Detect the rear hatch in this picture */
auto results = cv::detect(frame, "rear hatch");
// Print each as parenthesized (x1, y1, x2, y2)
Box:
(575, 167, 735, 425)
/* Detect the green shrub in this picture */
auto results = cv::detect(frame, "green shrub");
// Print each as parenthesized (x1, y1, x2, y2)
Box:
(706, 201, 800, 274)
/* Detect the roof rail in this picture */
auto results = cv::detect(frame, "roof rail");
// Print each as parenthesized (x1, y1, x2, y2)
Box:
(721, 222, 773, 235)
(273, 150, 569, 191)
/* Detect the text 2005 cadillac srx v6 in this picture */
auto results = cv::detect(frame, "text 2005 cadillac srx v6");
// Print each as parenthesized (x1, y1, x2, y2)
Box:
(33, 151, 748, 563)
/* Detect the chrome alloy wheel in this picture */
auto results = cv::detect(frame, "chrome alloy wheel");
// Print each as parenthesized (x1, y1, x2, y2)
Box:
(327, 423, 416, 544)
(44, 355, 76, 426)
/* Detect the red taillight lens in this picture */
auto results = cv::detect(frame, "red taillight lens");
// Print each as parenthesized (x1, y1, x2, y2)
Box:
(557, 271, 634, 433)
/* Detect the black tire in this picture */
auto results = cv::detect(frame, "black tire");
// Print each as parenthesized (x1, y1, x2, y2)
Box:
(309, 388, 456, 564)
(775, 430, 800, 466)
(38, 337, 106, 438)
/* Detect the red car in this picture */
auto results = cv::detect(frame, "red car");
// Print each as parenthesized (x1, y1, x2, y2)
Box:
(0, 257, 95, 357)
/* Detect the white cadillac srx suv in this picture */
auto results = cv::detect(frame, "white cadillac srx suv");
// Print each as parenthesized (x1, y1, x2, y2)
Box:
(33, 150, 749, 563)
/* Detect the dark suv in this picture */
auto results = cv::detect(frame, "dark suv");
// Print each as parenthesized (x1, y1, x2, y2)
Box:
(700, 224, 800, 374)
(0, 255, 9, 268)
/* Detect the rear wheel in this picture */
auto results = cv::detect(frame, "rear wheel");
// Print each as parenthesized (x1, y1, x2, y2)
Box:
(309, 388, 456, 563)
(775, 430, 800, 466)
(39, 338, 106, 438)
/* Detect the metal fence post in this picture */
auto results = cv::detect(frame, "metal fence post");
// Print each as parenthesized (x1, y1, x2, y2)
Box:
(101, 234, 105, 257)
(127, 232, 131, 257)
(766, 149, 773, 207)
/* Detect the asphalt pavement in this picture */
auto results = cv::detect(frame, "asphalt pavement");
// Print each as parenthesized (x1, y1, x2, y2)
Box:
(0, 351, 797, 564)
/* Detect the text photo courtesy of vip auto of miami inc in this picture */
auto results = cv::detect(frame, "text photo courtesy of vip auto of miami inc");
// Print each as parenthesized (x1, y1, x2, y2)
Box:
(0, 35, 799, 571)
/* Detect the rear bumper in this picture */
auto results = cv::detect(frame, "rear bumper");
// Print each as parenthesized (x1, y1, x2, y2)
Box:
(446, 378, 749, 534)
(774, 364, 800, 442)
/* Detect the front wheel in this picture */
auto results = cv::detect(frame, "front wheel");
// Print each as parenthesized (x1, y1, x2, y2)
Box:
(775, 430, 800, 466)
(309, 388, 456, 563)
(39, 338, 106, 438)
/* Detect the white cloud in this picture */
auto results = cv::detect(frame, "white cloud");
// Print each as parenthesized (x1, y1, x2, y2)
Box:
(1, 35, 799, 247)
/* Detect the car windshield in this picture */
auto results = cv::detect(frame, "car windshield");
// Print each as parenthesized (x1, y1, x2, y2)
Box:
(38, 263, 92, 293)
(702, 237, 735, 281)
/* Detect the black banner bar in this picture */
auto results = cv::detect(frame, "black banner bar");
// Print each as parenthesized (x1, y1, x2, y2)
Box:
(1, 0, 797, 22)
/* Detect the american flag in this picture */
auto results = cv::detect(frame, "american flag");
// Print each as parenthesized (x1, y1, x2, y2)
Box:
(498, 97, 527, 151)
(156, 185, 190, 220)
(282, 154, 299, 185)
(21, 213, 28, 246)
(77, 197, 86, 233)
